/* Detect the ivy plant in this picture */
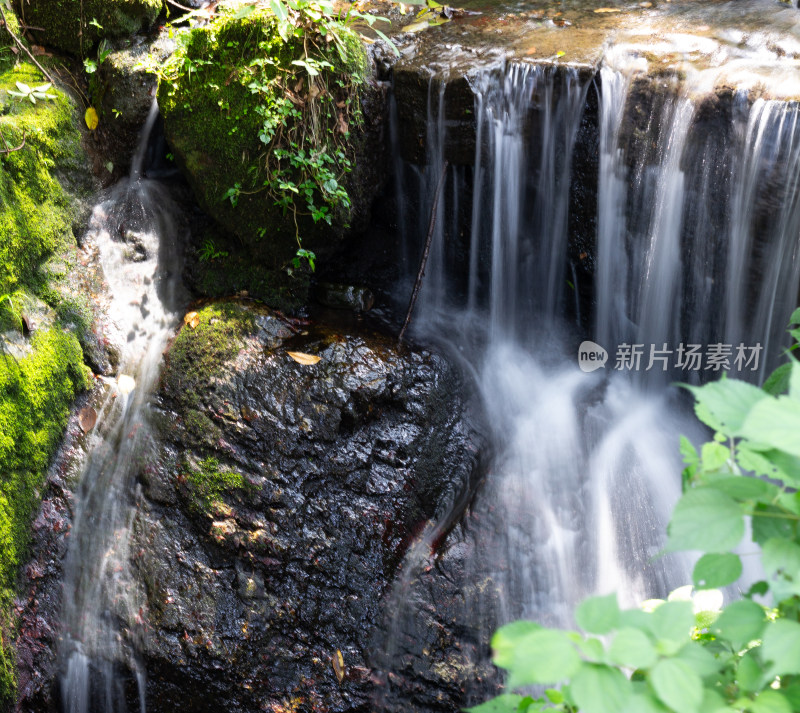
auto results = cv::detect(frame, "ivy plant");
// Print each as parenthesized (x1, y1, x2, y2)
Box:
(471, 309, 800, 713)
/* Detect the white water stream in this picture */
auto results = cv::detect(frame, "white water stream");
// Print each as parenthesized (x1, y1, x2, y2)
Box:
(59, 104, 186, 713)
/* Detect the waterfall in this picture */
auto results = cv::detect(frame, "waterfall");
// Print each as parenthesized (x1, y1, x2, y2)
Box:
(385, 55, 800, 706)
(58, 102, 186, 713)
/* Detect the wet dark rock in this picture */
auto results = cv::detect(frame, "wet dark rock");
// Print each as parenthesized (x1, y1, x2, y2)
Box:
(128, 301, 482, 713)
(314, 283, 375, 313)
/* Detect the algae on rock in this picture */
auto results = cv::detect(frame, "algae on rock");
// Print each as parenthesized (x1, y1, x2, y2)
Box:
(157, 6, 379, 275)
(12, 0, 162, 56)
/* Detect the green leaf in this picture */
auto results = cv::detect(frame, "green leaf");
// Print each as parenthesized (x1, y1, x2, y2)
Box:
(666, 487, 744, 553)
(648, 601, 695, 644)
(570, 664, 632, 713)
(762, 538, 800, 579)
(650, 659, 703, 713)
(674, 641, 719, 677)
(491, 621, 541, 669)
(620, 691, 671, 713)
(712, 599, 766, 649)
(740, 396, 800, 458)
(736, 650, 765, 693)
(576, 593, 620, 634)
(701, 441, 730, 471)
(684, 379, 767, 436)
(750, 690, 793, 713)
(506, 630, 581, 687)
(764, 362, 792, 396)
(372, 27, 401, 57)
(692, 553, 742, 589)
(270, 0, 289, 21)
(15, 81, 30, 93)
(762, 619, 800, 676)
(609, 628, 657, 669)
(752, 504, 796, 545)
(568, 634, 606, 662)
(464, 694, 526, 713)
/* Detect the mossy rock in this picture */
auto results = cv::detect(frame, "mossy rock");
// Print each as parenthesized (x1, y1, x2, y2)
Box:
(0, 64, 90, 295)
(0, 61, 94, 706)
(158, 8, 377, 272)
(12, 0, 162, 56)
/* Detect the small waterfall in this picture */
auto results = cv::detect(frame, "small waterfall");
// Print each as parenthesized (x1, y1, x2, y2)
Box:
(383, 54, 800, 708)
(59, 102, 186, 713)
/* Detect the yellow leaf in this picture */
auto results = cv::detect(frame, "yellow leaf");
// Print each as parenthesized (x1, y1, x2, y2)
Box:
(594, 7, 622, 12)
(332, 649, 345, 683)
(85, 107, 99, 130)
(287, 351, 321, 365)
(184, 311, 200, 329)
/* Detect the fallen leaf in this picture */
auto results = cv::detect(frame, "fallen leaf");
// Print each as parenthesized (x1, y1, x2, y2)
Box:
(287, 351, 321, 365)
(118, 374, 136, 394)
(639, 2, 653, 6)
(332, 649, 345, 683)
(525, 46, 538, 55)
(31, 45, 52, 56)
(85, 107, 99, 131)
(184, 311, 200, 329)
(403, 20, 431, 32)
(594, 6, 621, 11)
(336, 112, 348, 135)
(78, 405, 97, 433)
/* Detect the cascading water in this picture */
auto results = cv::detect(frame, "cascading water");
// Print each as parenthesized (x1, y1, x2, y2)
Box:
(58, 103, 186, 713)
(382, 53, 800, 707)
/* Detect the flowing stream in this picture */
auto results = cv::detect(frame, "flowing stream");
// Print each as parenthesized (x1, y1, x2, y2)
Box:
(58, 104, 186, 713)
(384, 53, 800, 704)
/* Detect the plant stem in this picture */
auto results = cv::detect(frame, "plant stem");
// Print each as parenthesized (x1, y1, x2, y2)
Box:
(398, 160, 449, 345)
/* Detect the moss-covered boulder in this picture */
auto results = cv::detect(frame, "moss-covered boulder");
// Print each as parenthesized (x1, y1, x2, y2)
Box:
(12, 0, 162, 56)
(0, 60, 93, 707)
(158, 7, 386, 274)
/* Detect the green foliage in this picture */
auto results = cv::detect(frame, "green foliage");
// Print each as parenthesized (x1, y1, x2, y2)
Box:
(6, 81, 56, 104)
(154, 0, 371, 271)
(472, 321, 800, 713)
(198, 238, 229, 262)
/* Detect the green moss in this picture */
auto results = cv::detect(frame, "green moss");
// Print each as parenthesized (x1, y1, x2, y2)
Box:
(0, 64, 86, 296)
(0, 328, 90, 707)
(157, 8, 369, 267)
(163, 302, 256, 411)
(12, 0, 162, 56)
(184, 456, 246, 513)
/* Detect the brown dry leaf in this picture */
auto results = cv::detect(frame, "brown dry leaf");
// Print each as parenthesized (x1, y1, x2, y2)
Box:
(184, 311, 200, 329)
(294, 77, 304, 93)
(594, 6, 622, 11)
(639, 2, 653, 6)
(287, 351, 321, 366)
(332, 649, 345, 683)
(31, 45, 52, 57)
(336, 112, 348, 135)
(525, 46, 538, 55)
(78, 405, 98, 433)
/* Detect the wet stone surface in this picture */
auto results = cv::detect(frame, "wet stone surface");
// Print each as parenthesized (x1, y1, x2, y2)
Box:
(127, 301, 483, 713)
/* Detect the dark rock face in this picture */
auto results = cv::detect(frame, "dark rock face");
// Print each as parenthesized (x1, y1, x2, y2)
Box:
(127, 301, 482, 713)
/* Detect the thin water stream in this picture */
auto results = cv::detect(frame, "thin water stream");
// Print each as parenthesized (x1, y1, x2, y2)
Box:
(59, 104, 187, 713)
